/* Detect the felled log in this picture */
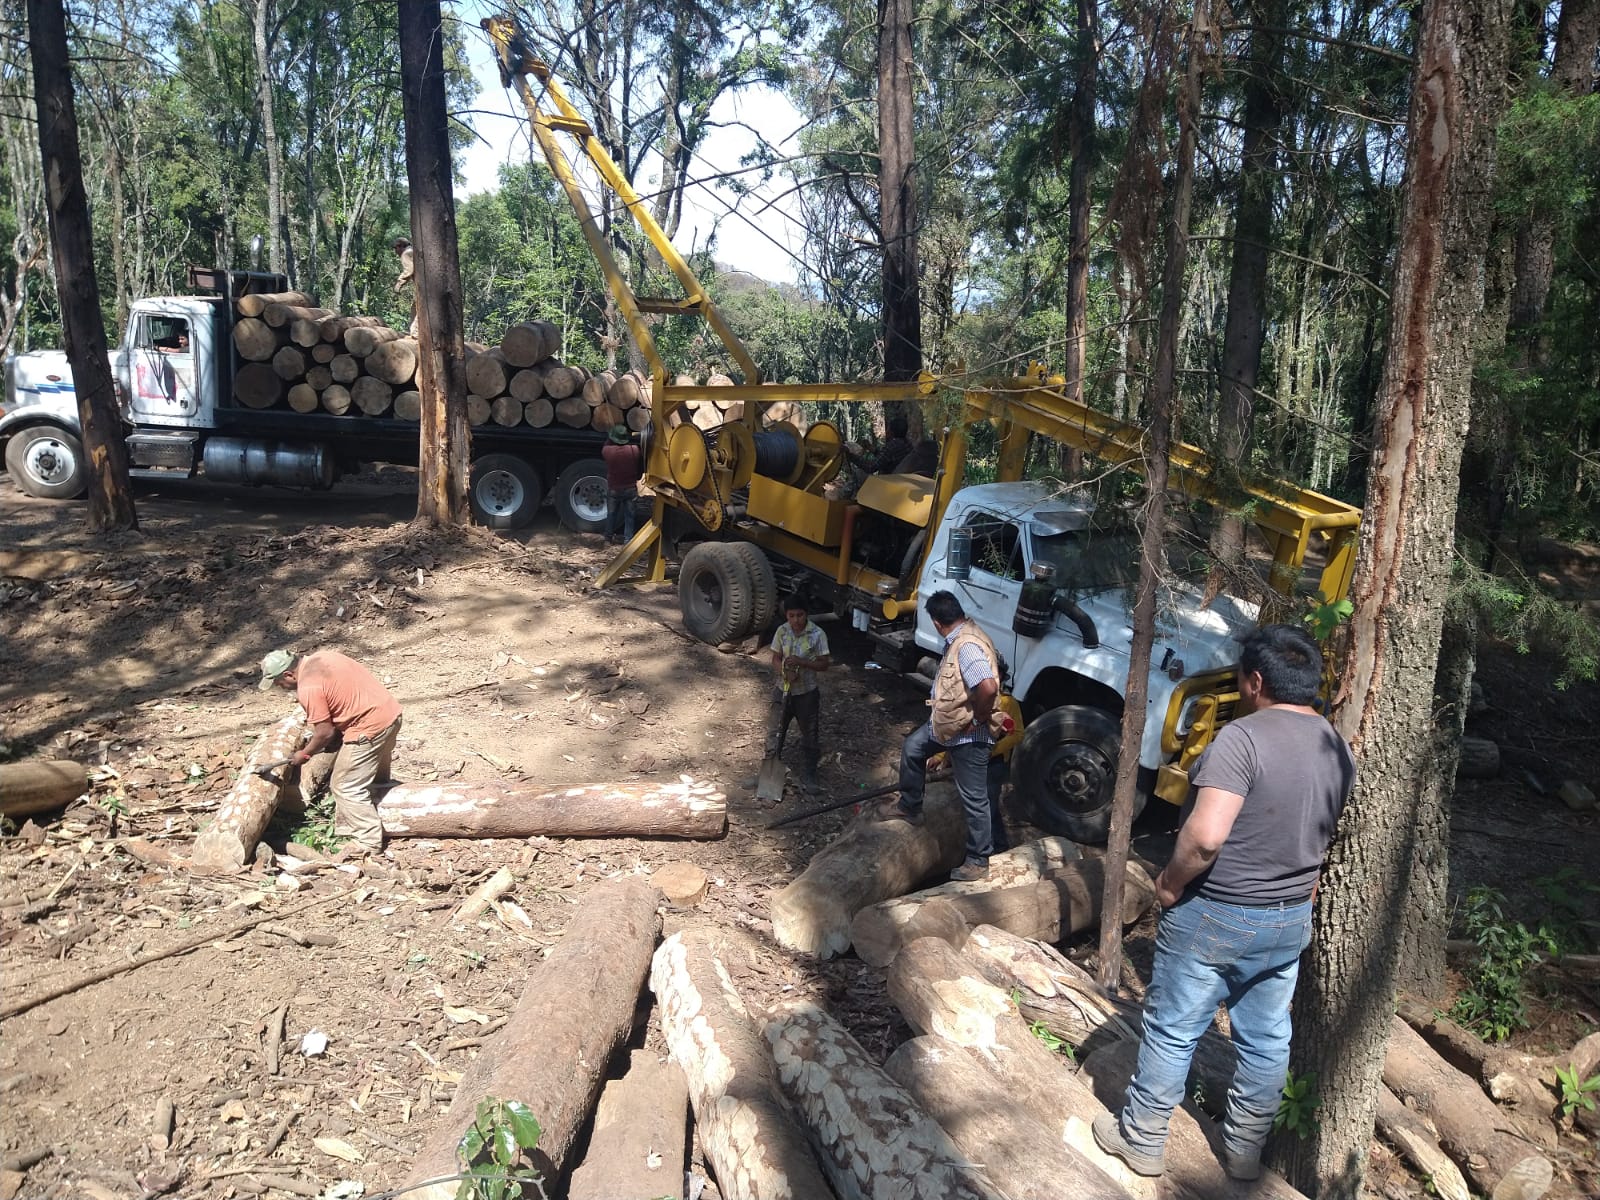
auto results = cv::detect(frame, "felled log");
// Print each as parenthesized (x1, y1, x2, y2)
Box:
(581, 371, 615, 408)
(402, 878, 661, 1198)
(609, 372, 642, 410)
(885, 1036, 1136, 1200)
(318, 314, 381, 342)
(543, 364, 581, 400)
(393, 391, 421, 422)
(270, 344, 307, 380)
(626, 405, 651, 433)
(466, 351, 510, 398)
(1456, 736, 1500, 779)
(376, 776, 727, 840)
(650, 929, 834, 1200)
(590, 401, 621, 432)
(236, 289, 313, 318)
(466, 395, 492, 426)
(234, 363, 283, 409)
(848, 836, 1081, 968)
(232, 317, 280, 362)
(0, 760, 88, 818)
(190, 713, 306, 873)
(568, 1050, 689, 1200)
(1381, 1018, 1552, 1200)
(554, 397, 590, 428)
(288, 317, 324, 348)
(344, 325, 400, 356)
(764, 998, 1008, 1200)
(367, 337, 418, 385)
(490, 395, 523, 426)
(329, 353, 360, 384)
(321, 384, 351, 415)
(769, 782, 964, 958)
(524, 397, 554, 428)
(304, 365, 333, 391)
(1397, 996, 1558, 1140)
(261, 303, 334, 329)
(309, 343, 337, 364)
(1376, 1085, 1471, 1200)
(508, 368, 545, 403)
(286, 384, 320, 414)
(501, 322, 558, 368)
(351, 375, 393, 416)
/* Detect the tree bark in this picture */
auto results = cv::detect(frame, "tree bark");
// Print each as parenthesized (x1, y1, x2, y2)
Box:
(27, 0, 137, 533)
(1374, 1085, 1472, 1200)
(0, 760, 88, 818)
(769, 782, 967, 958)
(251, 0, 287, 277)
(190, 713, 306, 873)
(377, 777, 726, 840)
(1285, 3, 1515, 1193)
(648, 928, 836, 1200)
(398, 0, 470, 526)
(1100, 0, 1205, 991)
(764, 998, 1007, 1200)
(1061, 0, 1098, 422)
(877, 0, 921, 383)
(402, 878, 660, 1198)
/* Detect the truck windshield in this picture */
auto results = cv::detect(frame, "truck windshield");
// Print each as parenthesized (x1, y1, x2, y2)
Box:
(1030, 527, 1142, 593)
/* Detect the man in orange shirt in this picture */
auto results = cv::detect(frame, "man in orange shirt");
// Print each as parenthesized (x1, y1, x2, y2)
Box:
(259, 648, 403, 852)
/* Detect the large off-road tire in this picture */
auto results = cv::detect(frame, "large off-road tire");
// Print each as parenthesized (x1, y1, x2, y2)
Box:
(1008, 705, 1141, 845)
(553, 457, 610, 534)
(5, 426, 87, 500)
(727, 542, 778, 637)
(678, 542, 755, 645)
(469, 453, 543, 530)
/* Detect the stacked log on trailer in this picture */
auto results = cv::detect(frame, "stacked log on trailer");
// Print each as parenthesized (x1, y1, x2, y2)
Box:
(662, 373, 810, 433)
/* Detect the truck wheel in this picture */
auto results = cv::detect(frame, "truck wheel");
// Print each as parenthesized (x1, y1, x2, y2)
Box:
(470, 454, 543, 530)
(553, 458, 610, 534)
(727, 542, 778, 636)
(679, 542, 755, 645)
(5, 426, 87, 500)
(1008, 705, 1140, 845)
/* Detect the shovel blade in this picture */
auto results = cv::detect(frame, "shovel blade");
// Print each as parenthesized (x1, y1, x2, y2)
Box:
(755, 756, 787, 802)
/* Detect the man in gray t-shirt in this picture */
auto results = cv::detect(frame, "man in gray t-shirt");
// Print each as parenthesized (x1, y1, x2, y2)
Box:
(1093, 625, 1355, 1183)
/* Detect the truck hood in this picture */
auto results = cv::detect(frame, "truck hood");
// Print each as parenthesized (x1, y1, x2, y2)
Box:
(7, 350, 78, 404)
(1076, 582, 1260, 673)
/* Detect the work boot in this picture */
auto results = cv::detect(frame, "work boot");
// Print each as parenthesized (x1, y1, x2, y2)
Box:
(1223, 1148, 1263, 1182)
(950, 860, 989, 882)
(1092, 1113, 1166, 1178)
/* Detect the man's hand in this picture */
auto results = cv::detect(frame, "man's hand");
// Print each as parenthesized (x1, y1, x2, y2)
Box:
(292, 750, 312, 766)
(1153, 867, 1183, 908)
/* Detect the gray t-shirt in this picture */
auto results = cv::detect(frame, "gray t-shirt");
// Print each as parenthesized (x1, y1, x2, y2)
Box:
(1180, 707, 1356, 906)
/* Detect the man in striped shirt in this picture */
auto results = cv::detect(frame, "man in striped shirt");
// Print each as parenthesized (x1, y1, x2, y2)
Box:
(877, 591, 1004, 881)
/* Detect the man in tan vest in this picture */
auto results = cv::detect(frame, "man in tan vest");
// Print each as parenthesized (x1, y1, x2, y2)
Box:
(875, 590, 1006, 880)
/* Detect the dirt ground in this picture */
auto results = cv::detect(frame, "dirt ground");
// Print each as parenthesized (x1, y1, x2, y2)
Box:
(1, 470, 1597, 1200)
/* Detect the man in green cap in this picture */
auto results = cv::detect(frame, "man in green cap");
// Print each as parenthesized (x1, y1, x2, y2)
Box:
(601, 423, 643, 544)
(260, 648, 403, 853)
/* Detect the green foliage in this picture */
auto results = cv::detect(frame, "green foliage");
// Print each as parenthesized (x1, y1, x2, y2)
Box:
(1449, 886, 1562, 1042)
(1027, 1018, 1077, 1062)
(286, 793, 343, 855)
(1450, 561, 1600, 689)
(455, 1097, 544, 1200)
(1555, 1064, 1600, 1120)
(1303, 593, 1355, 643)
(1273, 1070, 1319, 1138)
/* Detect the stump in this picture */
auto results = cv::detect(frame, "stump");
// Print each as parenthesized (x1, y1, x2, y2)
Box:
(376, 776, 727, 840)
(190, 713, 306, 872)
(650, 861, 709, 906)
(0, 761, 88, 819)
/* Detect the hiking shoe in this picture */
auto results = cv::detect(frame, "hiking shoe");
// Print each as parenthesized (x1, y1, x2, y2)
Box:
(1223, 1148, 1263, 1181)
(870, 798, 923, 825)
(1092, 1113, 1166, 1178)
(950, 861, 989, 882)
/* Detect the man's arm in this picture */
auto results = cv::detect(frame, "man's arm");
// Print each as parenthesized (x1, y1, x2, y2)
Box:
(1154, 785, 1245, 907)
(968, 676, 998, 725)
(294, 720, 339, 764)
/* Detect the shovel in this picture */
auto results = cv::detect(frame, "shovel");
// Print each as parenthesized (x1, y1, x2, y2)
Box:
(755, 727, 787, 802)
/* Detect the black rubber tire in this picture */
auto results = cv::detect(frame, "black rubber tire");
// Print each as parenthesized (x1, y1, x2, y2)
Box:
(728, 542, 778, 637)
(468, 453, 543, 530)
(1008, 705, 1141, 845)
(4, 426, 87, 500)
(553, 457, 610, 534)
(678, 542, 756, 645)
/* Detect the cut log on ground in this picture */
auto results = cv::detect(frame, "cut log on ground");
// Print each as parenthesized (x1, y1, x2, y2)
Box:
(769, 782, 965, 958)
(524, 397, 554, 428)
(190, 713, 307, 873)
(286, 384, 319, 414)
(508, 368, 545, 403)
(567, 1049, 689, 1200)
(885, 1035, 1136, 1200)
(650, 928, 836, 1200)
(261, 303, 333, 329)
(367, 337, 418, 385)
(235, 363, 283, 409)
(849, 836, 1081, 967)
(351, 375, 393, 416)
(392, 390, 421, 422)
(1376, 1085, 1471, 1200)
(236, 290, 313, 318)
(402, 878, 661, 1199)
(232, 317, 280, 362)
(376, 776, 727, 840)
(0, 761, 88, 819)
(270, 344, 307, 381)
(764, 998, 1007, 1200)
(1384, 1019, 1556, 1200)
(344, 325, 400, 356)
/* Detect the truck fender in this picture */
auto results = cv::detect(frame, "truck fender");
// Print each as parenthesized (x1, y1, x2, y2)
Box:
(0, 405, 84, 452)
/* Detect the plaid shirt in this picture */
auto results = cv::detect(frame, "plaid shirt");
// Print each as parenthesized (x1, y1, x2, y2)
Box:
(772, 620, 829, 695)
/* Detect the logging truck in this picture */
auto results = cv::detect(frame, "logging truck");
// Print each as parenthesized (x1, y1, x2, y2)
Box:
(0, 265, 612, 532)
(478, 19, 1364, 843)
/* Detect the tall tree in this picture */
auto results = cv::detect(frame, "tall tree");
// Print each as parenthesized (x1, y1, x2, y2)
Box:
(26, 0, 137, 531)
(1283, 0, 1515, 1194)
(1062, 0, 1098, 410)
(398, 0, 469, 525)
(877, 0, 921, 382)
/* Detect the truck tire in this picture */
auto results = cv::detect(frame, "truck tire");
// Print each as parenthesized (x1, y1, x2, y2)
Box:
(727, 542, 778, 636)
(553, 458, 610, 534)
(5, 426, 87, 500)
(469, 454, 543, 530)
(1008, 704, 1140, 845)
(679, 542, 755, 645)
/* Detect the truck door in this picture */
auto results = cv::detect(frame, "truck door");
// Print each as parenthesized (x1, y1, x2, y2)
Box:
(128, 314, 200, 425)
(951, 508, 1022, 681)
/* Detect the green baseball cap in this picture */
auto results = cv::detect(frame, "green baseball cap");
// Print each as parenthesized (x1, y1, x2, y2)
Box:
(259, 649, 295, 691)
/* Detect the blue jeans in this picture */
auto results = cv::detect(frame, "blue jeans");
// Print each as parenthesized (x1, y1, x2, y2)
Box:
(607, 487, 637, 541)
(898, 721, 996, 864)
(1118, 893, 1314, 1162)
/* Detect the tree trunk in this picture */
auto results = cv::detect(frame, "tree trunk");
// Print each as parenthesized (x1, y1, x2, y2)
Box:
(1059, 0, 1097, 480)
(376, 777, 726, 840)
(764, 998, 1008, 1200)
(252, 0, 286, 277)
(1284, 2, 1515, 1194)
(397, 0, 470, 526)
(0, 760, 88, 818)
(401, 878, 660, 1198)
(648, 928, 836, 1200)
(190, 713, 306, 873)
(567, 1049, 689, 1200)
(27, 0, 137, 533)
(877, 0, 921, 383)
(1100, 0, 1205, 991)
(769, 783, 967, 958)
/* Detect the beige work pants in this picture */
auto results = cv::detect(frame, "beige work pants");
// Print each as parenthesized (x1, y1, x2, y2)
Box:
(329, 716, 401, 850)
